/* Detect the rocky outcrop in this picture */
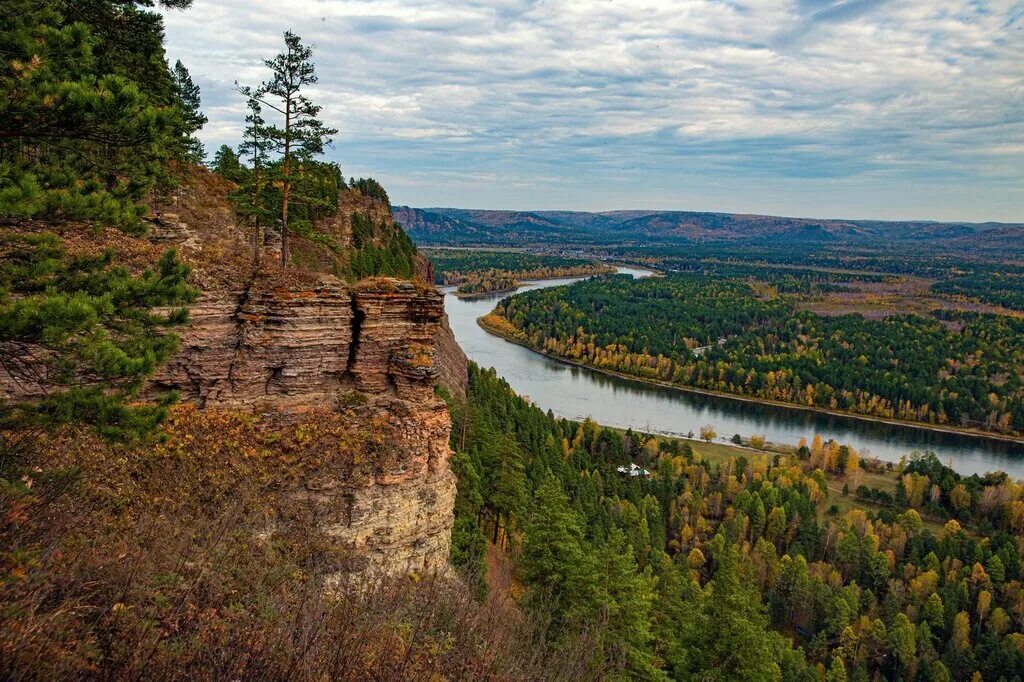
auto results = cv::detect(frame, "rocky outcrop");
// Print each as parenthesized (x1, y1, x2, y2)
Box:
(434, 315, 469, 397)
(351, 279, 443, 394)
(154, 275, 448, 403)
(414, 251, 435, 284)
(152, 272, 457, 580)
(154, 278, 355, 406)
(293, 395, 455, 581)
(412, 248, 467, 397)
(146, 212, 200, 250)
(2, 169, 466, 583)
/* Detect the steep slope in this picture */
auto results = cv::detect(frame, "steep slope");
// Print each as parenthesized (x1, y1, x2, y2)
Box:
(162, 171, 466, 578)
(2, 167, 466, 580)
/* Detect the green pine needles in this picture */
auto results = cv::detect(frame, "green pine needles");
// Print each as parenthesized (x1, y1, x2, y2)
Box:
(0, 1, 206, 468)
(0, 0, 204, 228)
(0, 232, 197, 469)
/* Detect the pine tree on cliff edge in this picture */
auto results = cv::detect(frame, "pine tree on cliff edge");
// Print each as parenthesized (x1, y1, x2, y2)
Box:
(246, 31, 336, 266)
(232, 94, 273, 266)
(172, 59, 208, 164)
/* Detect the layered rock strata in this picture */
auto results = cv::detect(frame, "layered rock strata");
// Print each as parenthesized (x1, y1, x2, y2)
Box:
(433, 315, 469, 397)
(3, 263, 459, 581)
(1, 173, 465, 582)
(351, 279, 444, 393)
(293, 395, 456, 580)
(154, 278, 355, 406)
(174, 274, 454, 580)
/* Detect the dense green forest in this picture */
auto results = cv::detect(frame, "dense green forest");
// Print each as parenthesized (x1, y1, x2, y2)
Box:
(448, 363, 1024, 680)
(933, 273, 1024, 313)
(613, 244, 964, 278)
(426, 249, 609, 282)
(611, 245, 1024, 312)
(345, 210, 418, 280)
(641, 257, 893, 295)
(486, 274, 1024, 434)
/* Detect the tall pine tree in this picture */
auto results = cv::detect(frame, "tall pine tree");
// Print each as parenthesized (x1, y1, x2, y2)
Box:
(247, 31, 336, 265)
(520, 470, 601, 638)
(172, 59, 207, 163)
(0, 0, 202, 227)
(233, 94, 273, 265)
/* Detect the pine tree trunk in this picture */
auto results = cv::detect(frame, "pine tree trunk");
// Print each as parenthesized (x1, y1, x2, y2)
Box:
(280, 104, 291, 266)
(252, 216, 261, 268)
(280, 169, 289, 265)
(252, 166, 261, 267)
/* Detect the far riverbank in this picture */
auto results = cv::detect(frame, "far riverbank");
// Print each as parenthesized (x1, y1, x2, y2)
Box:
(477, 314, 1024, 450)
(442, 266, 1024, 477)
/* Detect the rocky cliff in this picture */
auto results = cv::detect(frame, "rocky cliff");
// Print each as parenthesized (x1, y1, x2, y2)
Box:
(145, 272, 456, 579)
(2, 168, 464, 581)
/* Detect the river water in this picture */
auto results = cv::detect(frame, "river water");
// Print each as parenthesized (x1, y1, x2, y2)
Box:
(443, 267, 1024, 478)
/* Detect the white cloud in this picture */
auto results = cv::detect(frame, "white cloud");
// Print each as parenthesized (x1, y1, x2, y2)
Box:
(161, 0, 1024, 221)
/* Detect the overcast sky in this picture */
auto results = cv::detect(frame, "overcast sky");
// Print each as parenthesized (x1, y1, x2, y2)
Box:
(161, 0, 1024, 222)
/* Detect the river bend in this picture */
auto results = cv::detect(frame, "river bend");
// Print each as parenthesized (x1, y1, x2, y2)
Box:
(443, 268, 1024, 478)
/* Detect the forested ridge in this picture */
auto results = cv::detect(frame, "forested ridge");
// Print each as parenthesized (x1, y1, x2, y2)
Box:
(395, 206, 1024, 256)
(487, 274, 1024, 435)
(447, 363, 1024, 680)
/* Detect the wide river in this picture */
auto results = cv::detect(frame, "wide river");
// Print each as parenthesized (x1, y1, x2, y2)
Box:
(443, 267, 1024, 478)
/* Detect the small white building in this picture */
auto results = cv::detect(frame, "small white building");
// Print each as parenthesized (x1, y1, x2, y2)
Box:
(617, 463, 650, 477)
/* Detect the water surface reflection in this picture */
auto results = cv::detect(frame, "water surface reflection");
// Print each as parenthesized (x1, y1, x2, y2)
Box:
(443, 268, 1024, 477)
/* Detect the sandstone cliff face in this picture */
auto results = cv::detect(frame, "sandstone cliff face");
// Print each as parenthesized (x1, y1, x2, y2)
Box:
(412, 251, 469, 397)
(2, 169, 465, 582)
(150, 270, 456, 580)
(434, 315, 469, 397)
(154, 278, 354, 406)
(351, 279, 443, 394)
(292, 395, 456, 580)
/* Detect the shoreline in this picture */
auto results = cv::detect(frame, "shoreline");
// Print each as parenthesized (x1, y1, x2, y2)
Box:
(444, 267, 619, 299)
(477, 316, 1024, 448)
(454, 286, 519, 300)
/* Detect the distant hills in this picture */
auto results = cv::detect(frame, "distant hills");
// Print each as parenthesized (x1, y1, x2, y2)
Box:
(392, 206, 1024, 249)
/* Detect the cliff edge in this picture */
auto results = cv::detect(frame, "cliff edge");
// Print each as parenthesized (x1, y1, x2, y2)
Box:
(1, 167, 465, 581)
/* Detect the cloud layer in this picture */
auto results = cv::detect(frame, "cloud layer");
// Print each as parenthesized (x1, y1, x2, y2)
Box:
(161, 0, 1024, 221)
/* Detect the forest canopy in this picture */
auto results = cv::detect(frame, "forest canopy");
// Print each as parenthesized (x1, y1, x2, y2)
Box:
(0, 0, 205, 227)
(448, 362, 1024, 680)
(488, 273, 1024, 435)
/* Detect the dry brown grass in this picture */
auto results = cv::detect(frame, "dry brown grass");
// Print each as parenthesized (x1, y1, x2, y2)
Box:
(0, 407, 596, 680)
(793, 275, 1024, 321)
